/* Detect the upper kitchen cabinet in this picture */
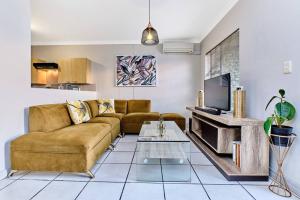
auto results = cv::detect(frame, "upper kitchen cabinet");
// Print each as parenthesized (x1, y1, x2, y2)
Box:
(31, 58, 47, 85)
(58, 58, 92, 84)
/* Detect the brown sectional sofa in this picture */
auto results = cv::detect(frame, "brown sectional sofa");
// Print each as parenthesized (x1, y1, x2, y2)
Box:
(10, 99, 185, 178)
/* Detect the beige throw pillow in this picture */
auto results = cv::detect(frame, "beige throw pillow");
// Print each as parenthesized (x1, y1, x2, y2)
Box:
(98, 99, 115, 114)
(66, 100, 91, 124)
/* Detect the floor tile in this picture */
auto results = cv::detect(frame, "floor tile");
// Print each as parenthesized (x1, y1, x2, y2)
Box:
(0, 180, 49, 200)
(191, 142, 201, 153)
(239, 179, 272, 186)
(93, 164, 130, 182)
(243, 185, 299, 200)
(114, 142, 136, 152)
(32, 180, 86, 200)
(164, 184, 209, 200)
(56, 164, 100, 181)
(121, 183, 164, 200)
(162, 165, 199, 183)
(21, 171, 60, 181)
(190, 153, 213, 165)
(8, 171, 29, 179)
(104, 152, 134, 164)
(119, 135, 138, 143)
(127, 164, 162, 182)
(77, 182, 124, 200)
(193, 165, 237, 184)
(204, 184, 254, 200)
(96, 150, 111, 163)
(0, 178, 15, 190)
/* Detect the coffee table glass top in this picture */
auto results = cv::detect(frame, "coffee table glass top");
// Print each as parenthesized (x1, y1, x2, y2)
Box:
(138, 121, 190, 142)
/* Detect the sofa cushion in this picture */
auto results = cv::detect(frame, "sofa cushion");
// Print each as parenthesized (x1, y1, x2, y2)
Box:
(127, 100, 151, 113)
(160, 113, 186, 131)
(115, 100, 128, 114)
(99, 113, 124, 120)
(88, 117, 121, 140)
(88, 117, 120, 128)
(122, 112, 160, 133)
(85, 100, 99, 118)
(29, 104, 72, 132)
(122, 112, 160, 123)
(66, 100, 91, 124)
(11, 123, 111, 154)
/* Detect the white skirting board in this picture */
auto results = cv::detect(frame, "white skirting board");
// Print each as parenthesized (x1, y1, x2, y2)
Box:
(0, 169, 8, 179)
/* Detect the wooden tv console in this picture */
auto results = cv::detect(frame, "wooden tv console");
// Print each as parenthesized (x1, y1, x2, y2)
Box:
(187, 106, 269, 181)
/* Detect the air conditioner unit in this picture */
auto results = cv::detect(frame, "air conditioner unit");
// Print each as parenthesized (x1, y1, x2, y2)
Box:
(163, 42, 194, 54)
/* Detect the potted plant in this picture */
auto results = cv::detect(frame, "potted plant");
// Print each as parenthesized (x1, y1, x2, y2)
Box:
(264, 89, 296, 146)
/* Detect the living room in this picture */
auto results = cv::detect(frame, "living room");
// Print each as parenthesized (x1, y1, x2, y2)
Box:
(1, 0, 300, 199)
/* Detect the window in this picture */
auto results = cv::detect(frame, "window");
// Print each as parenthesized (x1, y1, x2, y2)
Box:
(205, 30, 240, 109)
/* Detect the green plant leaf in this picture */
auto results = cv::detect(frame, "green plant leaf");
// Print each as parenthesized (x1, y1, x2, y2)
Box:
(279, 89, 285, 98)
(265, 96, 280, 110)
(275, 101, 296, 121)
(264, 117, 273, 136)
(284, 101, 296, 120)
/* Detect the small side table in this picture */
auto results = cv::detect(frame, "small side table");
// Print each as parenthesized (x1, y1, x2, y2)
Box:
(269, 133, 297, 197)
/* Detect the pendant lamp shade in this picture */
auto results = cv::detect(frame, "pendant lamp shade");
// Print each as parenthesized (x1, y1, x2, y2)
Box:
(141, 0, 159, 45)
(141, 23, 159, 45)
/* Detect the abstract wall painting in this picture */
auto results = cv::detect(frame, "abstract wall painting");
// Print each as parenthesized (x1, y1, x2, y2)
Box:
(116, 55, 157, 87)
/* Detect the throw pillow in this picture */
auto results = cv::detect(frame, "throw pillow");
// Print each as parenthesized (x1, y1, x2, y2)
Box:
(66, 100, 91, 124)
(98, 99, 115, 114)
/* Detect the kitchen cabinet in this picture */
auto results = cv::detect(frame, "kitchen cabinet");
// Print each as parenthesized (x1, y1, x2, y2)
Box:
(31, 58, 47, 85)
(58, 58, 92, 84)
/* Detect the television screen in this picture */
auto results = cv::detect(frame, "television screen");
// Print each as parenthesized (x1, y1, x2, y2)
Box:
(204, 73, 231, 111)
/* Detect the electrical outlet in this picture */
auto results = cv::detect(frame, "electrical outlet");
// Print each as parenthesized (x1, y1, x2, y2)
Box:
(283, 61, 292, 74)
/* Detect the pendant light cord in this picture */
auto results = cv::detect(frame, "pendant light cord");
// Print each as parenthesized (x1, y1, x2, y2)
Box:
(148, 0, 151, 24)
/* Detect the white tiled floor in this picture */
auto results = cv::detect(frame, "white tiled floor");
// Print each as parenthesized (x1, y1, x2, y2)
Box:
(204, 185, 254, 200)
(93, 163, 130, 182)
(164, 184, 209, 200)
(77, 182, 124, 200)
(32, 181, 87, 200)
(122, 183, 165, 200)
(193, 165, 238, 185)
(1, 134, 299, 200)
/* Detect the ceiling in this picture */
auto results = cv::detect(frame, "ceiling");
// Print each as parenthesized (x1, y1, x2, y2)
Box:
(31, 0, 238, 45)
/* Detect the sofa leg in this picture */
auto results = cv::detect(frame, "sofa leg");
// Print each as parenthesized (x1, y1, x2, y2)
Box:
(108, 145, 114, 151)
(122, 132, 125, 137)
(7, 170, 17, 178)
(118, 133, 123, 138)
(86, 170, 95, 179)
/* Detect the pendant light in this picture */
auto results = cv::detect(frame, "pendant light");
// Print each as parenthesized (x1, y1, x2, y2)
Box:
(141, 0, 159, 45)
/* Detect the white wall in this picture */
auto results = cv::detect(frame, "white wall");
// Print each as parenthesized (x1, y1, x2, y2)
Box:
(200, 0, 300, 196)
(0, 0, 97, 178)
(32, 45, 201, 116)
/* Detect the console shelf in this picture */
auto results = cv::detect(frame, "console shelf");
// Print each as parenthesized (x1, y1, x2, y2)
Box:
(187, 106, 269, 181)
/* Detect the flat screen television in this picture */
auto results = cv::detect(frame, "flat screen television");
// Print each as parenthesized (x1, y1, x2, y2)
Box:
(204, 73, 231, 111)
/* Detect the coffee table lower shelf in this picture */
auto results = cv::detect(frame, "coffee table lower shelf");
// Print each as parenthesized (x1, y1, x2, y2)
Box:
(187, 131, 269, 181)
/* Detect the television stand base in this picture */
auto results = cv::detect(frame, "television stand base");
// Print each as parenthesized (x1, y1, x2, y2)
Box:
(195, 107, 221, 115)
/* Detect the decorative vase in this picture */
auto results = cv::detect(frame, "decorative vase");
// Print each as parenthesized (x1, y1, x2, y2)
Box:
(197, 90, 204, 108)
(158, 120, 165, 136)
(233, 87, 245, 118)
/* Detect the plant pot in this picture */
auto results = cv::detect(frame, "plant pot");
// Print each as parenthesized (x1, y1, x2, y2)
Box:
(270, 125, 293, 147)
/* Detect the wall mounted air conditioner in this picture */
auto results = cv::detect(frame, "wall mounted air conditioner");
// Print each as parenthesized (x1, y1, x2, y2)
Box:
(163, 42, 194, 54)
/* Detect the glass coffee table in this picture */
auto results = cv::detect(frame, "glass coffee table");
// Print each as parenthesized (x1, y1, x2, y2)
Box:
(136, 121, 191, 182)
